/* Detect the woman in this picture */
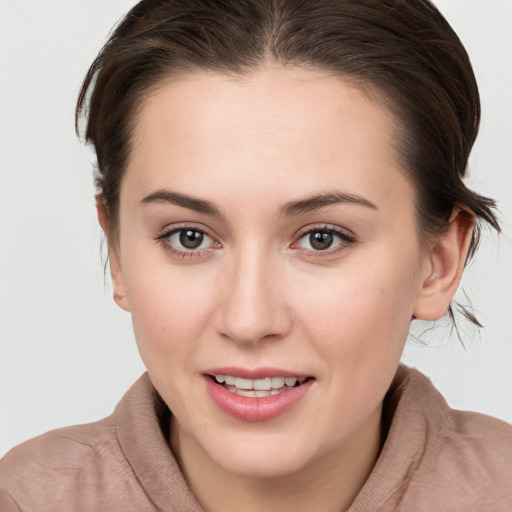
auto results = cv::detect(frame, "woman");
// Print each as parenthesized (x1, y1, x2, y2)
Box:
(1, 0, 511, 510)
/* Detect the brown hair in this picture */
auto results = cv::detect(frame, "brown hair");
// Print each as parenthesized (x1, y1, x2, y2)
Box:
(76, 0, 500, 328)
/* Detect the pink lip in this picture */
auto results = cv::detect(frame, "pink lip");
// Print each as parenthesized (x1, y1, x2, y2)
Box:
(204, 367, 310, 379)
(204, 374, 314, 422)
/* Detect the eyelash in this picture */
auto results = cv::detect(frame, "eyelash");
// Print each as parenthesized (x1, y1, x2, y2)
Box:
(293, 225, 357, 257)
(154, 224, 356, 260)
(154, 224, 219, 260)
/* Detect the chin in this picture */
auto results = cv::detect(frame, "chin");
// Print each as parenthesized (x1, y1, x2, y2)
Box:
(198, 430, 320, 479)
(217, 453, 312, 479)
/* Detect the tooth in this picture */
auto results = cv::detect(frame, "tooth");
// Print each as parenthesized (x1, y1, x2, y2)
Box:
(236, 389, 257, 397)
(218, 375, 307, 393)
(253, 378, 272, 391)
(235, 377, 252, 390)
(255, 390, 272, 397)
(271, 377, 285, 389)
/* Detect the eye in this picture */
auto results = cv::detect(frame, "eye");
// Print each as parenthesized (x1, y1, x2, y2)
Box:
(294, 227, 355, 253)
(167, 228, 215, 251)
(155, 226, 220, 258)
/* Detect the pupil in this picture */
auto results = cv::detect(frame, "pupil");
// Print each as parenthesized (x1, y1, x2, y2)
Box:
(179, 230, 203, 249)
(310, 231, 333, 250)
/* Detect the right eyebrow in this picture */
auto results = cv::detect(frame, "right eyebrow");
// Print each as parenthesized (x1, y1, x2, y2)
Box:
(140, 189, 222, 217)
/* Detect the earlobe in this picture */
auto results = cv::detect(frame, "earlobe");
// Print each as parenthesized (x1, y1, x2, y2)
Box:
(95, 195, 131, 312)
(413, 208, 475, 321)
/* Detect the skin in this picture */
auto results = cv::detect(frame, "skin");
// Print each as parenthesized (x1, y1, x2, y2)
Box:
(98, 65, 474, 512)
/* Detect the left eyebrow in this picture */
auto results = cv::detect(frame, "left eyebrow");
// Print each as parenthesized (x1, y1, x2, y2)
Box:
(278, 190, 378, 217)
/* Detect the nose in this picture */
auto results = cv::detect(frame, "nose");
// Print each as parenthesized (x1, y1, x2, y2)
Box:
(215, 246, 293, 346)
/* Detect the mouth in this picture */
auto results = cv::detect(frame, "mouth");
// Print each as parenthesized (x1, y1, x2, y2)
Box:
(204, 370, 315, 422)
(207, 374, 313, 398)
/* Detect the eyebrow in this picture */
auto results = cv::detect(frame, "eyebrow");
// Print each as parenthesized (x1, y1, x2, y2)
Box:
(278, 191, 378, 216)
(141, 190, 221, 216)
(140, 188, 377, 217)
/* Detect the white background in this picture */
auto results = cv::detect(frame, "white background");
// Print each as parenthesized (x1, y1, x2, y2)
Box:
(1, 0, 511, 458)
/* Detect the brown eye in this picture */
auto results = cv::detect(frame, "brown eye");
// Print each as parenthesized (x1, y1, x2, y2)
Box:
(295, 227, 355, 254)
(179, 229, 204, 249)
(158, 226, 219, 257)
(309, 231, 334, 250)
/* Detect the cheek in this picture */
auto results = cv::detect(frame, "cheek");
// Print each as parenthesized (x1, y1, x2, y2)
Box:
(122, 255, 217, 367)
(298, 253, 420, 360)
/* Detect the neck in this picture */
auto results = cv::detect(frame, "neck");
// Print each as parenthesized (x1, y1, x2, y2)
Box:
(170, 403, 383, 512)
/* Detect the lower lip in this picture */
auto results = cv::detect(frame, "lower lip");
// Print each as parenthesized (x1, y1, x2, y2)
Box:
(204, 376, 314, 422)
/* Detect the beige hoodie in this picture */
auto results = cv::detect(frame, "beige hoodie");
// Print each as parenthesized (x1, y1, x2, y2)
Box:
(1, 365, 511, 511)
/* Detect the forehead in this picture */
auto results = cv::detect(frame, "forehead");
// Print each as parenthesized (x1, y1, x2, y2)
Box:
(125, 66, 412, 211)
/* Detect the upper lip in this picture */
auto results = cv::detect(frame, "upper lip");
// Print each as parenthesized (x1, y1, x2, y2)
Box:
(204, 367, 312, 380)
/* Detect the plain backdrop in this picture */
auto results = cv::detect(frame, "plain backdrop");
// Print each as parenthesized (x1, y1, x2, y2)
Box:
(1, 0, 511, 458)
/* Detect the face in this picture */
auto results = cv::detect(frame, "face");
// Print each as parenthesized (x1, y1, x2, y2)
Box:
(112, 67, 432, 477)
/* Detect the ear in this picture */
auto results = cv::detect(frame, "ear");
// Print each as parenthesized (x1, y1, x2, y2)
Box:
(413, 208, 475, 321)
(96, 195, 131, 312)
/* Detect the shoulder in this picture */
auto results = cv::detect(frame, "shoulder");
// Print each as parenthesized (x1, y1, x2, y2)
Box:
(0, 417, 122, 499)
(398, 368, 512, 510)
(0, 415, 118, 472)
(437, 408, 512, 483)
(0, 374, 166, 511)
(449, 406, 512, 446)
(407, 410, 512, 511)
(0, 414, 150, 511)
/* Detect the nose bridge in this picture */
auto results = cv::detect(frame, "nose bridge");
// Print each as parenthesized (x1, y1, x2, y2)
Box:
(217, 241, 290, 345)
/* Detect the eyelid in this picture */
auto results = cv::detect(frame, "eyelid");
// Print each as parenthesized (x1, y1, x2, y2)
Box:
(153, 222, 356, 260)
(154, 223, 221, 258)
(291, 224, 357, 255)
(296, 222, 355, 238)
(155, 222, 217, 241)
(295, 223, 356, 240)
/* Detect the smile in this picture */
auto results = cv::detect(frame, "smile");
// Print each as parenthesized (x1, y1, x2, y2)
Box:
(204, 371, 315, 422)
(214, 375, 308, 397)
